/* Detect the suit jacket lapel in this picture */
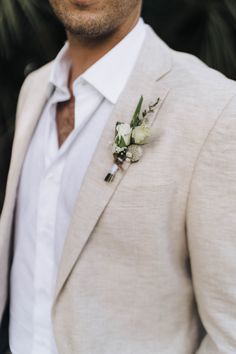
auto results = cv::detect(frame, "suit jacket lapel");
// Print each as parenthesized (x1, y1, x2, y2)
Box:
(0, 68, 51, 235)
(55, 27, 172, 299)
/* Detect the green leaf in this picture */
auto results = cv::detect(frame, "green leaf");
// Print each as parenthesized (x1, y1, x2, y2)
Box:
(118, 136, 127, 148)
(130, 96, 144, 129)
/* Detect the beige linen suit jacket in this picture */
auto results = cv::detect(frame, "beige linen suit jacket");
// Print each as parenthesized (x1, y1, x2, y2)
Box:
(1, 26, 236, 353)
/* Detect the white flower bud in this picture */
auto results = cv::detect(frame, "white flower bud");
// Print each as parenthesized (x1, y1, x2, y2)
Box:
(132, 123, 151, 144)
(116, 123, 132, 146)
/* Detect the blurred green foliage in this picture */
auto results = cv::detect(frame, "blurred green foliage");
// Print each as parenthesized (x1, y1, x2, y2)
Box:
(1, 0, 236, 212)
(143, 0, 236, 79)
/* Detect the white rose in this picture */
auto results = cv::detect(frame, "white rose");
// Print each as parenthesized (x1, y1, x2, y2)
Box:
(116, 123, 132, 146)
(132, 124, 151, 144)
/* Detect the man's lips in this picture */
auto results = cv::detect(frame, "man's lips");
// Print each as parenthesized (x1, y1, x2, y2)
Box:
(72, 0, 94, 6)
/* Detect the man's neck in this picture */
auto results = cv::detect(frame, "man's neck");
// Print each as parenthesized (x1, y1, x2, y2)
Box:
(67, 11, 140, 90)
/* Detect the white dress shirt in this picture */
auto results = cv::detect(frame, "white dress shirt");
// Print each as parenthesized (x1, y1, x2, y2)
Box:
(9, 19, 146, 354)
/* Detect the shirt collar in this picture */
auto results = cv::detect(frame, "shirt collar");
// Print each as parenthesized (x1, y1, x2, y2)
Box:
(49, 18, 146, 104)
(49, 42, 70, 94)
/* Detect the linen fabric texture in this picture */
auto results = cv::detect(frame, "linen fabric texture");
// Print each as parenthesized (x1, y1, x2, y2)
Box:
(1, 25, 236, 353)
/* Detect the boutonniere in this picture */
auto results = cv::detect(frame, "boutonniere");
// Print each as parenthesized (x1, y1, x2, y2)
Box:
(105, 95, 160, 182)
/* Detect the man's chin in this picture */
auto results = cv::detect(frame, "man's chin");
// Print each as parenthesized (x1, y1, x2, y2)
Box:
(66, 26, 112, 39)
(64, 12, 116, 39)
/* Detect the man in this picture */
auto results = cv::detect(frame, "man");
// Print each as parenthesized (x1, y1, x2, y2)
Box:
(1, 0, 236, 352)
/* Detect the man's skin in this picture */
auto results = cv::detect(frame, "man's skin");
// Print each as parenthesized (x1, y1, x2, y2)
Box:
(48, 0, 142, 146)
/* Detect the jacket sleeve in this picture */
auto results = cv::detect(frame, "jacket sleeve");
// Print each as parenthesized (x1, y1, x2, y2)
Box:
(186, 95, 236, 353)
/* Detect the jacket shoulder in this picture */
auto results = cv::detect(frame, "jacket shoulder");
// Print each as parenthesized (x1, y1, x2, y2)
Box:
(16, 61, 53, 117)
(148, 32, 236, 150)
(169, 48, 236, 96)
(24, 61, 53, 85)
(147, 27, 236, 100)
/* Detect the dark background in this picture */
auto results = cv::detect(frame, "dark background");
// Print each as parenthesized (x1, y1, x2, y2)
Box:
(1, 0, 236, 212)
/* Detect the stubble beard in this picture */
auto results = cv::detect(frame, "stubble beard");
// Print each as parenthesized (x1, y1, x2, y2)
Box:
(49, 1, 141, 39)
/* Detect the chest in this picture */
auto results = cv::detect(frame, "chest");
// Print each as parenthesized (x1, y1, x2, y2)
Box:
(56, 98, 75, 147)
